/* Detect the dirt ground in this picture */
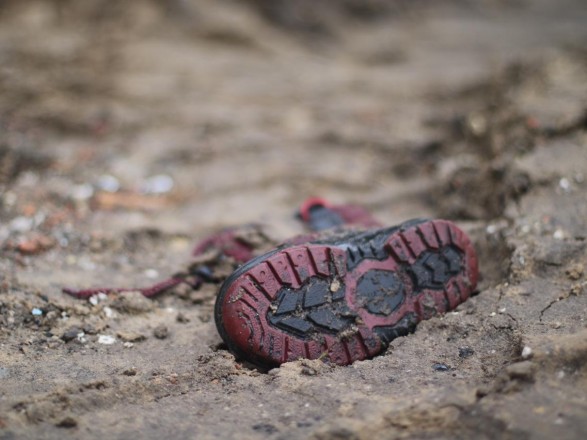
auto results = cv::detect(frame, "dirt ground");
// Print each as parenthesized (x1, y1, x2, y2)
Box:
(1, 0, 586, 439)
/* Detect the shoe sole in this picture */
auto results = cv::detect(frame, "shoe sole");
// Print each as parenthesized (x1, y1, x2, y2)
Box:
(214, 219, 479, 368)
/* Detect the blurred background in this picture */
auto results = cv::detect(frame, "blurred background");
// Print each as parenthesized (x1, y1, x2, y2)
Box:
(1, 0, 585, 236)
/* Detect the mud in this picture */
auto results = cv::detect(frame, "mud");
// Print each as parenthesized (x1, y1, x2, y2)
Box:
(1, 1, 586, 439)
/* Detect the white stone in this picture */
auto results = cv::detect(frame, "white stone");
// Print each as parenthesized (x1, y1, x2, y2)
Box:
(141, 174, 174, 194)
(97, 175, 121, 192)
(70, 183, 94, 201)
(97, 335, 116, 345)
(10, 216, 33, 232)
(521, 346, 533, 359)
(144, 269, 159, 279)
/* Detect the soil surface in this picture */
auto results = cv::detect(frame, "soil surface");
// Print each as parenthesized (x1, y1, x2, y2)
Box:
(1, 1, 586, 439)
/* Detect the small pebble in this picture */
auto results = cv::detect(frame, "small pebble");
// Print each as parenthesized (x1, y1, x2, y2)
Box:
(97, 335, 116, 345)
(117, 331, 146, 342)
(83, 324, 97, 335)
(176, 313, 190, 323)
(432, 363, 450, 372)
(31, 308, 43, 316)
(97, 175, 121, 192)
(10, 216, 33, 232)
(140, 175, 174, 194)
(330, 279, 341, 292)
(122, 367, 137, 376)
(70, 183, 94, 201)
(61, 327, 82, 342)
(458, 347, 475, 358)
(521, 346, 533, 359)
(144, 269, 159, 279)
(123, 342, 134, 348)
(153, 325, 169, 340)
(566, 263, 584, 281)
(17, 235, 55, 255)
(486, 224, 498, 234)
(56, 417, 78, 428)
(89, 293, 107, 305)
(252, 423, 279, 434)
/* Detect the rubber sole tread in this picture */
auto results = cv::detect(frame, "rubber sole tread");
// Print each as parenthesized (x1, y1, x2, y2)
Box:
(215, 219, 478, 368)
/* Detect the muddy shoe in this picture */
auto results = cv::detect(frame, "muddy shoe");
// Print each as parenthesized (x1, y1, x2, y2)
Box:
(215, 219, 479, 368)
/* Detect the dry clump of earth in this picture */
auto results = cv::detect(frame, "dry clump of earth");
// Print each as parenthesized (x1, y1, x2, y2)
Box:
(1, 0, 586, 439)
